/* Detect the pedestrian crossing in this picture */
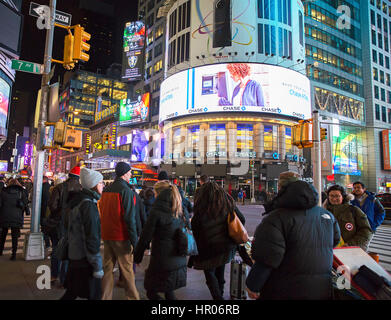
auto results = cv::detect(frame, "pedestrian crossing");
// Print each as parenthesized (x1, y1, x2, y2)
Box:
(368, 224, 391, 274)
(1, 215, 31, 255)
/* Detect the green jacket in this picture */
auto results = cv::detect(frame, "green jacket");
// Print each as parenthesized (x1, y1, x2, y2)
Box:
(325, 202, 373, 251)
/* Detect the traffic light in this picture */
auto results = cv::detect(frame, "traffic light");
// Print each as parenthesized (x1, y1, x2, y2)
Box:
(63, 34, 75, 70)
(291, 119, 313, 149)
(103, 134, 110, 145)
(73, 25, 91, 62)
(250, 160, 254, 168)
(320, 128, 328, 141)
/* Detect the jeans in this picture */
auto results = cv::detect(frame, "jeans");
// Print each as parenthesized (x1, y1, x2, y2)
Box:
(50, 232, 68, 283)
(204, 264, 226, 300)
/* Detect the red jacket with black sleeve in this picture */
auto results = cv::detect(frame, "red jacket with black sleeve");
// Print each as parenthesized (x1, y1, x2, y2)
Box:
(99, 178, 138, 248)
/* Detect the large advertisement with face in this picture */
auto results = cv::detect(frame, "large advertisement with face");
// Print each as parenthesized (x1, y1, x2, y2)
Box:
(188, 0, 305, 68)
(160, 63, 311, 123)
(0, 78, 10, 136)
(122, 21, 145, 82)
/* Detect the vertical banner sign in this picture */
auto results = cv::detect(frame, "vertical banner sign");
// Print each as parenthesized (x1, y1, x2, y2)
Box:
(122, 21, 145, 81)
(382, 130, 391, 170)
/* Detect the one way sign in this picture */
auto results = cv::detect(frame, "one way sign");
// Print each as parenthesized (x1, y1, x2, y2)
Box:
(29, 2, 72, 27)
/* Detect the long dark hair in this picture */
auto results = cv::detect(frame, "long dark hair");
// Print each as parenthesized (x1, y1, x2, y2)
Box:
(194, 182, 234, 219)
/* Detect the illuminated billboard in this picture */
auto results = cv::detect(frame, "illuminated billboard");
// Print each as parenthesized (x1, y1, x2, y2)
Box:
(122, 21, 145, 82)
(159, 63, 311, 123)
(0, 160, 8, 172)
(120, 93, 150, 126)
(382, 130, 391, 170)
(333, 130, 363, 176)
(0, 78, 10, 136)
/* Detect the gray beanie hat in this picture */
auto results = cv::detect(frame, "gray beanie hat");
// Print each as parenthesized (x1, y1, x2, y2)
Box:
(80, 167, 103, 189)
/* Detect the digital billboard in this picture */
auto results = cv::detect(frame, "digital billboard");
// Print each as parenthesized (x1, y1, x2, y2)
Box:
(120, 93, 150, 126)
(0, 160, 8, 172)
(121, 21, 145, 82)
(131, 130, 149, 162)
(0, 78, 10, 135)
(0, 1, 22, 56)
(333, 130, 362, 176)
(159, 63, 311, 123)
(382, 130, 391, 170)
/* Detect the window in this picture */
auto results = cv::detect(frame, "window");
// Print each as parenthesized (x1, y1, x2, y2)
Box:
(381, 88, 386, 101)
(237, 124, 254, 152)
(285, 127, 292, 152)
(380, 53, 384, 66)
(388, 90, 391, 102)
(380, 70, 385, 83)
(382, 105, 387, 122)
(258, 24, 264, 54)
(373, 50, 377, 63)
(264, 125, 273, 151)
(387, 74, 390, 86)
(388, 109, 391, 123)
(209, 124, 226, 155)
(386, 56, 390, 69)
(378, 13, 382, 29)
(372, 30, 377, 45)
(385, 36, 389, 52)
(375, 85, 379, 99)
(371, 10, 376, 25)
(378, 33, 383, 49)
(374, 67, 379, 81)
(376, 104, 381, 120)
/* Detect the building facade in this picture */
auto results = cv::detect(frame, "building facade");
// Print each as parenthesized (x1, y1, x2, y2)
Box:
(157, 0, 310, 196)
(0, 0, 23, 150)
(304, 0, 368, 191)
(362, 0, 391, 192)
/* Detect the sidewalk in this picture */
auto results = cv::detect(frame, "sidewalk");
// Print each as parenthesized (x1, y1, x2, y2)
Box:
(0, 249, 235, 300)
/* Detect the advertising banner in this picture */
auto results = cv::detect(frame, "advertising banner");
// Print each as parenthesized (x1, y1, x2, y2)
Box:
(333, 130, 362, 176)
(122, 21, 145, 82)
(120, 93, 150, 126)
(0, 160, 8, 172)
(0, 78, 10, 135)
(382, 130, 391, 170)
(160, 63, 311, 123)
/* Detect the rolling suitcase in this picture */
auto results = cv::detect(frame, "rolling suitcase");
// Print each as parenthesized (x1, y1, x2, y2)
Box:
(230, 257, 248, 299)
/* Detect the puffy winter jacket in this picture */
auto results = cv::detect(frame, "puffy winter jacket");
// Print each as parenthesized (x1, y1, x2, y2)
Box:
(134, 188, 188, 292)
(251, 181, 341, 300)
(0, 185, 29, 228)
(351, 191, 385, 232)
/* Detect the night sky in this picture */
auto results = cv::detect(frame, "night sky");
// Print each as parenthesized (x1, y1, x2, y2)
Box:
(0, 0, 138, 160)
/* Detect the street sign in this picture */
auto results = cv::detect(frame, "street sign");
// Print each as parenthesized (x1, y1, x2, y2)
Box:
(11, 59, 43, 74)
(29, 2, 72, 26)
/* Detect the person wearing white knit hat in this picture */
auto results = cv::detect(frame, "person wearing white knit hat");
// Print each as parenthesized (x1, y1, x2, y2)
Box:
(60, 167, 104, 300)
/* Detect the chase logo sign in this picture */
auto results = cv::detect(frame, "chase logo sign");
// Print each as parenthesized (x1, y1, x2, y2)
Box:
(128, 56, 138, 68)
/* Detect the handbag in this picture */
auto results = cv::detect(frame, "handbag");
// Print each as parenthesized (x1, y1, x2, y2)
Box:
(227, 211, 249, 244)
(183, 227, 198, 256)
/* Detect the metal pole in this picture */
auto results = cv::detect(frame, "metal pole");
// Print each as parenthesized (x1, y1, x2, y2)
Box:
(31, 0, 56, 233)
(251, 167, 255, 203)
(312, 110, 322, 207)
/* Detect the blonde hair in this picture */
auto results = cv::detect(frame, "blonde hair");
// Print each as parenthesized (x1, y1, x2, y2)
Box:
(154, 181, 183, 218)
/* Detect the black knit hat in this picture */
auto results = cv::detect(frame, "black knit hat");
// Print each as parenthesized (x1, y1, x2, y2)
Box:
(158, 170, 169, 181)
(115, 162, 131, 177)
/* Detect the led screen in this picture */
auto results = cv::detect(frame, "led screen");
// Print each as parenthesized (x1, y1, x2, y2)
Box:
(0, 2, 22, 55)
(120, 93, 150, 126)
(382, 130, 391, 170)
(333, 131, 362, 176)
(159, 63, 311, 123)
(0, 161, 8, 172)
(0, 78, 10, 135)
(121, 21, 145, 82)
(131, 130, 149, 162)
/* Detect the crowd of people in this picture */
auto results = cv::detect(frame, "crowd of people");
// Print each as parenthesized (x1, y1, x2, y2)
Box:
(0, 166, 387, 300)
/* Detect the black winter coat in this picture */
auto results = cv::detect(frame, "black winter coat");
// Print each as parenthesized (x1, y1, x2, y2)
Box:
(191, 202, 245, 269)
(251, 181, 341, 300)
(134, 188, 188, 292)
(0, 185, 29, 228)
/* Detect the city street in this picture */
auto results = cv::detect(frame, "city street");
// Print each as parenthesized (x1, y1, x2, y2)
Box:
(0, 204, 390, 300)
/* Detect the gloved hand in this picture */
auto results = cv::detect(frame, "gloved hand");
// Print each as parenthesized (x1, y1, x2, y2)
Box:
(93, 270, 104, 279)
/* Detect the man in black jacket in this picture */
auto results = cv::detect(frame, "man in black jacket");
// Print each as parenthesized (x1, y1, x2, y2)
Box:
(246, 180, 341, 300)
